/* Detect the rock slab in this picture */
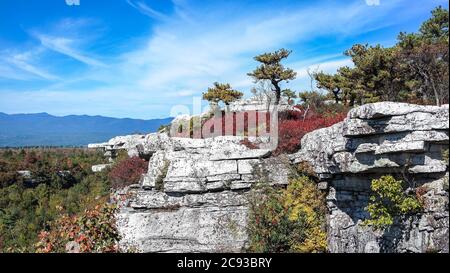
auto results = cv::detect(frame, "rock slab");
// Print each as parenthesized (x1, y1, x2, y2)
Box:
(290, 102, 449, 253)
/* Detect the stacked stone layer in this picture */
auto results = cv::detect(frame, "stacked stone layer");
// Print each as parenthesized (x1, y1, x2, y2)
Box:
(112, 135, 289, 252)
(290, 102, 449, 253)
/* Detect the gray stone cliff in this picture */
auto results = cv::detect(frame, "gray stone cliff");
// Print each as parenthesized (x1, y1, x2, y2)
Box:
(291, 102, 449, 253)
(113, 136, 290, 252)
(90, 102, 449, 253)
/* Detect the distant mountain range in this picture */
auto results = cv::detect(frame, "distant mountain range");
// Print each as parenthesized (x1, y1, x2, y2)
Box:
(0, 112, 173, 147)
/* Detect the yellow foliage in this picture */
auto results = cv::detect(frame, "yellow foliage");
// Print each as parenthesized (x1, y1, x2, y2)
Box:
(247, 176, 327, 253)
(283, 177, 327, 252)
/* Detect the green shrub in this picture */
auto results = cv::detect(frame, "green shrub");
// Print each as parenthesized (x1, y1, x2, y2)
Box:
(247, 176, 327, 253)
(364, 175, 423, 229)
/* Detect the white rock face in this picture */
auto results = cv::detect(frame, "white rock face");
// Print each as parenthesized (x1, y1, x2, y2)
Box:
(88, 134, 149, 160)
(347, 102, 447, 119)
(343, 105, 449, 136)
(106, 133, 289, 252)
(290, 102, 449, 253)
(116, 190, 249, 252)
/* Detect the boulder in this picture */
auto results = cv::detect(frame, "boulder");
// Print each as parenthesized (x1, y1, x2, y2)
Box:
(115, 134, 289, 252)
(117, 189, 249, 253)
(91, 164, 111, 173)
(290, 102, 449, 253)
(347, 102, 447, 119)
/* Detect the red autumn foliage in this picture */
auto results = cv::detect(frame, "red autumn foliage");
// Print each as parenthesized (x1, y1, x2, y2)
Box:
(278, 109, 303, 120)
(36, 203, 120, 253)
(195, 111, 270, 138)
(273, 112, 347, 155)
(175, 106, 347, 156)
(108, 156, 148, 189)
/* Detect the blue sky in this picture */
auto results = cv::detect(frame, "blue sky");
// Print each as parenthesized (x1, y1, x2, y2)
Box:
(0, 0, 448, 119)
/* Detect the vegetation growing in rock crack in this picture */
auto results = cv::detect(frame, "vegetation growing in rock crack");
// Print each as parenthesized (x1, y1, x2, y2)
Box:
(108, 156, 148, 189)
(247, 176, 327, 253)
(364, 175, 423, 229)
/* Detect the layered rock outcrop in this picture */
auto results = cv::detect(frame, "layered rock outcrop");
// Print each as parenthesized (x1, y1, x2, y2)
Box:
(88, 134, 150, 160)
(290, 102, 449, 253)
(113, 135, 289, 252)
(116, 189, 250, 252)
(90, 101, 449, 253)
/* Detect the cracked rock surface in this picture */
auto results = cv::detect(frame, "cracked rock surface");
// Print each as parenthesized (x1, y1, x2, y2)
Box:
(110, 135, 289, 252)
(290, 102, 449, 253)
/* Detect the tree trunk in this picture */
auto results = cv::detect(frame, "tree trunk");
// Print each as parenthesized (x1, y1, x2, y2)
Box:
(423, 71, 440, 106)
(427, 70, 441, 106)
(333, 89, 340, 104)
(275, 88, 281, 105)
(430, 77, 441, 106)
(349, 96, 356, 107)
(414, 63, 441, 106)
(272, 81, 281, 105)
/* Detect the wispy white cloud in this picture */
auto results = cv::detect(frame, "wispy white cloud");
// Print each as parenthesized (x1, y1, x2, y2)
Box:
(1, 49, 59, 80)
(112, 0, 389, 97)
(1, 0, 443, 118)
(294, 58, 354, 79)
(34, 33, 106, 67)
(126, 0, 169, 21)
(0, 64, 34, 81)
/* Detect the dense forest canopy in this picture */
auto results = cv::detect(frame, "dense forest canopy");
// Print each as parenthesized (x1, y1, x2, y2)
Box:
(0, 149, 147, 252)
